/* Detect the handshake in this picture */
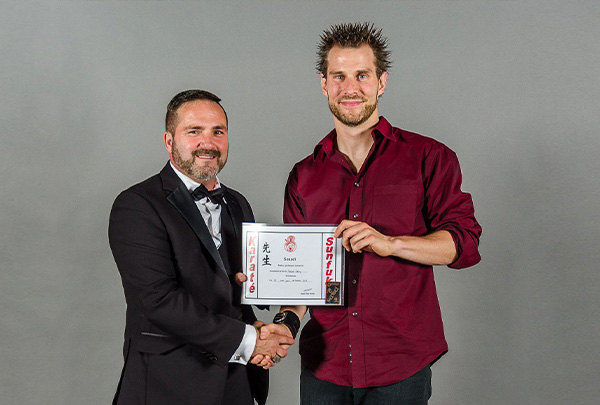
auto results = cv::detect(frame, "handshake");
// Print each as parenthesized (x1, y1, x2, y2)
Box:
(235, 272, 297, 369)
(250, 321, 294, 369)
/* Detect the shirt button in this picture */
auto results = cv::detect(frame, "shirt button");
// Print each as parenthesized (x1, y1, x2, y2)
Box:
(352, 279, 357, 285)
(352, 312, 358, 316)
(354, 182, 360, 187)
(353, 214, 359, 219)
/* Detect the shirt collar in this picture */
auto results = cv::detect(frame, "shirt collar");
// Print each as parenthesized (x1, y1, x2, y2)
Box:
(169, 161, 221, 193)
(314, 116, 395, 158)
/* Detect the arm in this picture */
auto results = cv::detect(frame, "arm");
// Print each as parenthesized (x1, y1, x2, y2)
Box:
(334, 143, 480, 268)
(422, 143, 482, 268)
(277, 168, 310, 333)
(249, 306, 306, 369)
(109, 189, 248, 365)
(334, 221, 457, 265)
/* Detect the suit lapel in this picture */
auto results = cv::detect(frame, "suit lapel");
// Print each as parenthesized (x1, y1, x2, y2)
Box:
(222, 186, 244, 241)
(161, 164, 228, 276)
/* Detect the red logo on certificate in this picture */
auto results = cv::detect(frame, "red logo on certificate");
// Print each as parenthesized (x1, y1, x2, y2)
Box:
(284, 236, 297, 252)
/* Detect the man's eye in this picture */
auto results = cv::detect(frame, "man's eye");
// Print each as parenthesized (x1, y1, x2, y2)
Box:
(358, 74, 367, 79)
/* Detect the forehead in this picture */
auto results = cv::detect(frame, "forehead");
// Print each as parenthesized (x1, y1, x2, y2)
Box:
(326, 44, 377, 74)
(175, 100, 227, 128)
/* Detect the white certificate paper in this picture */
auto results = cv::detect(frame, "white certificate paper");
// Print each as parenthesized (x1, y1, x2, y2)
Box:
(241, 223, 344, 306)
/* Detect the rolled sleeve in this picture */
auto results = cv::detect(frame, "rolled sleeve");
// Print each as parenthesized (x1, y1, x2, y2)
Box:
(423, 144, 482, 269)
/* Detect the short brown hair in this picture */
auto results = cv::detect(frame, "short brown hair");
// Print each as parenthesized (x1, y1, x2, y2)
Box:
(316, 22, 391, 78)
(165, 89, 227, 134)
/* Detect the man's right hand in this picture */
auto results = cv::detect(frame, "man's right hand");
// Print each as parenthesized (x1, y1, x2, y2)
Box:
(250, 323, 294, 369)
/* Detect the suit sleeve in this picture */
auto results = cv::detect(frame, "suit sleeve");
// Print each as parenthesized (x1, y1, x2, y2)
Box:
(422, 144, 482, 269)
(109, 189, 246, 367)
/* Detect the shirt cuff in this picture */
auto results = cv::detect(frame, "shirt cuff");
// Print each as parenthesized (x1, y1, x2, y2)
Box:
(229, 324, 257, 365)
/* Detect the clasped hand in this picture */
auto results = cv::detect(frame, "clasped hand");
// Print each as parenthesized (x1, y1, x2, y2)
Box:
(250, 322, 294, 370)
(234, 275, 294, 369)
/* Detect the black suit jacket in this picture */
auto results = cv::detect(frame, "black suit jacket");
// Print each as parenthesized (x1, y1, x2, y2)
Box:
(109, 163, 267, 404)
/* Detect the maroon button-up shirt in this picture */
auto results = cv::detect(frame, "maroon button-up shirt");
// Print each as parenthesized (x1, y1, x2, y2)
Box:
(283, 117, 482, 388)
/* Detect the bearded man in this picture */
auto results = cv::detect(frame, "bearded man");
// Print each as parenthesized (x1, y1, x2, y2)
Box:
(108, 90, 293, 405)
(272, 23, 482, 404)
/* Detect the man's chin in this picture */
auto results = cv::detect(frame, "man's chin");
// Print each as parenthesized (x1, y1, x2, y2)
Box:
(194, 170, 218, 182)
(337, 114, 368, 127)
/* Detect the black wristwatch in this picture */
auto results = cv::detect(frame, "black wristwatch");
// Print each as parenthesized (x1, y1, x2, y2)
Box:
(273, 311, 300, 339)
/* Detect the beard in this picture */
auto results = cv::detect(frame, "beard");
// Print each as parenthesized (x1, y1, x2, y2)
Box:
(328, 95, 378, 127)
(171, 140, 228, 182)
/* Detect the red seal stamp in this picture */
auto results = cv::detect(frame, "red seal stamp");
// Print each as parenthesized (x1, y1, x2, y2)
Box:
(284, 236, 297, 252)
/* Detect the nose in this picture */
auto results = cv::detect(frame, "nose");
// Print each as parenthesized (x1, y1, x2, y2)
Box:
(194, 133, 218, 146)
(194, 139, 217, 152)
(342, 78, 360, 95)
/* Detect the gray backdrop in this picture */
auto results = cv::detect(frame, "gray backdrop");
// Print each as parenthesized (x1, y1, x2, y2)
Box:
(2, 1, 598, 404)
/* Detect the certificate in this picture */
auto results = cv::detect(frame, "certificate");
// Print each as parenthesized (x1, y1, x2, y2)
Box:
(241, 223, 344, 306)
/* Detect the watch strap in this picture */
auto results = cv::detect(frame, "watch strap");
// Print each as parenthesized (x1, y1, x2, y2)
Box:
(273, 310, 300, 339)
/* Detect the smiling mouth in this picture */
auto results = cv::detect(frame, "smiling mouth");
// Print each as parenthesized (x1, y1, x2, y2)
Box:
(193, 149, 220, 160)
(340, 97, 365, 107)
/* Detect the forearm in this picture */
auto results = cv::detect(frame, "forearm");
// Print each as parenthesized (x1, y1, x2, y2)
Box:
(390, 230, 457, 266)
(269, 306, 306, 340)
(279, 305, 307, 320)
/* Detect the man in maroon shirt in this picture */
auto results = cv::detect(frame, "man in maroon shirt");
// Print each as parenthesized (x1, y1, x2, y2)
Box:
(268, 23, 482, 404)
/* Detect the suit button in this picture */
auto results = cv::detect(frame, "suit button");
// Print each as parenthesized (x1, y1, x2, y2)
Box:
(353, 214, 359, 219)
(352, 279, 357, 285)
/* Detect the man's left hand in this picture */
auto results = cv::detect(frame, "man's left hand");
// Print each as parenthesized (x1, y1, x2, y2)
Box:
(334, 220, 395, 256)
(234, 272, 247, 287)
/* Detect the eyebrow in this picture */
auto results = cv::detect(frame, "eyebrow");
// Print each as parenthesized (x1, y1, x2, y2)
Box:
(184, 125, 227, 131)
(329, 68, 373, 76)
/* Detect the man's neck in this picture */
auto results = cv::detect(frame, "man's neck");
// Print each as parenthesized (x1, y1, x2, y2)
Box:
(170, 161, 219, 191)
(333, 113, 379, 173)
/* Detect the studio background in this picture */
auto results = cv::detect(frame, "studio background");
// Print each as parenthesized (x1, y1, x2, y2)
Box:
(2, 1, 598, 404)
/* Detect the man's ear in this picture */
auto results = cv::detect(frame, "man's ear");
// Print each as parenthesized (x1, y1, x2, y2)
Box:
(377, 71, 388, 97)
(164, 132, 173, 154)
(320, 74, 328, 97)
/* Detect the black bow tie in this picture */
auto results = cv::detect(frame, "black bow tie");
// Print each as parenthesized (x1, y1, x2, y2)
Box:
(191, 185, 226, 205)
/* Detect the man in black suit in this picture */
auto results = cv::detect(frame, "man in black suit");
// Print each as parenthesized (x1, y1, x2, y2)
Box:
(109, 90, 293, 405)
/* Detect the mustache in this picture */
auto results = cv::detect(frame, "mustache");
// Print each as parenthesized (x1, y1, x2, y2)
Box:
(193, 148, 221, 158)
(340, 95, 367, 102)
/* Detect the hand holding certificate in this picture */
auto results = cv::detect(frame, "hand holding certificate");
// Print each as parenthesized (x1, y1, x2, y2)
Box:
(242, 223, 344, 306)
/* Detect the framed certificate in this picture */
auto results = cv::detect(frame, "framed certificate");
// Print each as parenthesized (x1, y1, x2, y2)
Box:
(241, 223, 345, 306)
